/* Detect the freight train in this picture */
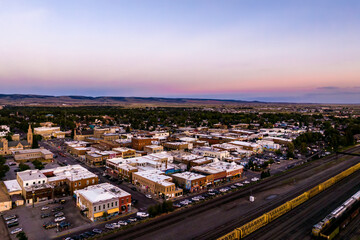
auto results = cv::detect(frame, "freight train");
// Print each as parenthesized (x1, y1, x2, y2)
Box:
(312, 189, 360, 239)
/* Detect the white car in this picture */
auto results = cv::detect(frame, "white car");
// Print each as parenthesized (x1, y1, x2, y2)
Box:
(219, 188, 228, 193)
(41, 206, 49, 211)
(137, 212, 149, 218)
(251, 177, 259, 182)
(192, 197, 200, 201)
(105, 223, 115, 229)
(234, 183, 244, 187)
(54, 216, 66, 222)
(11, 228, 23, 234)
(244, 180, 250, 184)
(145, 194, 152, 199)
(118, 220, 128, 226)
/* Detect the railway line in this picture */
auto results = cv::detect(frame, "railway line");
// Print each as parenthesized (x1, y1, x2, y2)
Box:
(100, 146, 360, 240)
(245, 168, 360, 240)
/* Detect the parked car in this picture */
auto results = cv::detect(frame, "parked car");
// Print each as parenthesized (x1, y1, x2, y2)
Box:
(131, 187, 137, 191)
(137, 212, 149, 218)
(128, 217, 138, 222)
(118, 220, 127, 226)
(4, 215, 17, 221)
(10, 228, 23, 234)
(230, 185, 237, 189)
(41, 206, 49, 211)
(251, 177, 259, 182)
(7, 221, 19, 228)
(59, 221, 70, 229)
(92, 228, 102, 234)
(244, 180, 250, 184)
(54, 212, 64, 217)
(132, 199, 138, 204)
(43, 221, 57, 229)
(55, 216, 66, 222)
(105, 223, 115, 230)
(60, 199, 66, 204)
(234, 183, 244, 187)
(83, 231, 95, 237)
(145, 194, 152, 199)
(6, 219, 18, 225)
(52, 206, 64, 212)
(173, 203, 182, 208)
(41, 213, 51, 219)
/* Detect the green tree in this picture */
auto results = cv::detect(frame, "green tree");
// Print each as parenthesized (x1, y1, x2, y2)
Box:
(19, 163, 30, 171)
(16, 231, 28, 240)
(32, 160, 44, 170)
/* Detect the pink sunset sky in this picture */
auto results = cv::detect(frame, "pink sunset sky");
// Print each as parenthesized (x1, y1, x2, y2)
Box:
(0, 0, 359, 103)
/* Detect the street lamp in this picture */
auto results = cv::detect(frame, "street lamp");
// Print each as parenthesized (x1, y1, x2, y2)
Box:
(32, 190, 35, 208)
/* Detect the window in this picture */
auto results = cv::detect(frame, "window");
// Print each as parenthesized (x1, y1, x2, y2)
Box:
(107, 203, 110, 208)
(99, 205, 101, 210)
(86, 180, 89, 185)
(103, 204, 105, 209)
(74, 183, 77, 187)
(111, 202, 113, 207)
(33, 182, 35, 185)
(122, 199, 124, 204)
(92, 179, 95, 184)
(78, 182, 81, 186)
(38, 181, 40, 184)
(94, 206, 96, 211)
(115, 201, 117, 206)
(26, 183, 28, 186)
(43, 180, 45, 183)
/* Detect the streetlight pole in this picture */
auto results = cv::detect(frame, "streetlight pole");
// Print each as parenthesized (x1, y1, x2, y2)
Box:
(32, 190, 35, 208)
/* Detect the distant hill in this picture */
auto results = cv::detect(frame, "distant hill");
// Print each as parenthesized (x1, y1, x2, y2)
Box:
(0, 94, 262, 107)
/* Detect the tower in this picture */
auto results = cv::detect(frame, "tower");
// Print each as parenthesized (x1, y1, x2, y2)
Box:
(27, 124, 33, 146)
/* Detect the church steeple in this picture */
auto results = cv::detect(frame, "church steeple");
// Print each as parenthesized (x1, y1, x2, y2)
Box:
(27, 124, 33, 146)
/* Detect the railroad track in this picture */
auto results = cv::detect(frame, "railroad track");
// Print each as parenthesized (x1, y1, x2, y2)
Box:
(100, 146, 360, 240)
(247, 169, 360, 240)
(194, 149, 360, 239)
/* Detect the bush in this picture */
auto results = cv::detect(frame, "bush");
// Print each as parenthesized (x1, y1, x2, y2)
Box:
(32, 160, 44, 170)
(19, 163, 30, 171)
(147, 200, 174, 217)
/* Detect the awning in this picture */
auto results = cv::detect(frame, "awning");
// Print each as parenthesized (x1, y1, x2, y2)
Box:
(107, 208, 119, 214)
(94, 212, 103, 218)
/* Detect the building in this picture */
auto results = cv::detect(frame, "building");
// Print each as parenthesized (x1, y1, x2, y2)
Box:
(171, 172, 206, 192)
(191, 161, 243, 185)
(16, 170, 53, 205)
(0, 182, 12, 212)
(75, 183, 131, 221)
(0, 125, 32, 155)
(34, 126, 62, 139)
(112, 147, 136, 159)
(3, 180, 23, 206)
(132, 170, 183, 199)
(13, 148, 53, 162)
(131, 137, 156, 151)
(163, 142, 190, 151)
(42, 165, 99, 195)
(228, 141, 262, 153)
(144, 145, 164, 154)
(192, 147, 230, 160)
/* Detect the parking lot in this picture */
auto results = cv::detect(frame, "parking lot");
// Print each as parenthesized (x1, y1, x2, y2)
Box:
(1, 196, 91, 240)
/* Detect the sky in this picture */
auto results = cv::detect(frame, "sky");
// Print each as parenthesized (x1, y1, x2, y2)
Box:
(0, 0, 359, 103)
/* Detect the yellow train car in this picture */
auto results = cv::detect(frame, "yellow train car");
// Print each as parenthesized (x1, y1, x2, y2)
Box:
(307, 185, 321, 199)
(289, 192, 309, 209)
(238, 214, 268, 239)
(217, 229, 240, 240)
(267, 202, 291, 222)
